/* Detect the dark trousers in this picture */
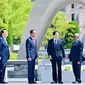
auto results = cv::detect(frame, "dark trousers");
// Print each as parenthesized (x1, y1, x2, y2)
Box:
(51, 57, 62, 82)
(72, 62, 81, 81)
(28, 60, 35, 82)
(0, 61, 6, 82)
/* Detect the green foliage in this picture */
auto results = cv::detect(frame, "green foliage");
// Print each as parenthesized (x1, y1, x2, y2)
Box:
(82, 66, 85, 71)
(42, 28, 54, 45)
(42, 11, 79, 49)
(10, 52, 17, 60)
(38, 56, 50, 60)
(9, 0, 33, 45)
(69, 21, 79, 33)
(42, 11, 67, 46)
(52, 11, 67, 27)
(64, 66, 71, 71)
(0, 0, 33, 45)
(52, 11, 68, 39)
(64, 21, 80, 49)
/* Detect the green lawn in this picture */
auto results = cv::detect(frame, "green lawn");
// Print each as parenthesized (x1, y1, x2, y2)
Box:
(10, 52, 18, 60)
(9, 53, 49, 60)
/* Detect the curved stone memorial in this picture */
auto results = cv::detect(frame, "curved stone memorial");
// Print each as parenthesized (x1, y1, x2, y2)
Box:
(18, 0, 85, 59)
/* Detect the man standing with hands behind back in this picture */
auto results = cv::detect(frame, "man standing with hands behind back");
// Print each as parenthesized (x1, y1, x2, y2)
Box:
(47, 31, 65, 84)
(26, 29, 38, 84)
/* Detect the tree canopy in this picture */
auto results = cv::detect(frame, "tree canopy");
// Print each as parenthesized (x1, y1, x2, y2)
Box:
(0, 0, 33, 45)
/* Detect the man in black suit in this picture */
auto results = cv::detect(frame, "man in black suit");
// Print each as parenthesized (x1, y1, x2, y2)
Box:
(69, 33, 84, 83)
(26, 29, 38, 84)
(47, 31, 65, 84)
(0, 29, 10, 83)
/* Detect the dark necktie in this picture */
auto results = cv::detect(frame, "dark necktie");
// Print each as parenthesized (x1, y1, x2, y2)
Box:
(55, 40, 57, 44)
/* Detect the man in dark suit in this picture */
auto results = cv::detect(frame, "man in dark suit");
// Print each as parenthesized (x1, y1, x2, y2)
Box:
(69, 33, 84, 83)
(47, 31, 65, 84)
(26, 29, 38, 84)
(0, 29, 10, 83)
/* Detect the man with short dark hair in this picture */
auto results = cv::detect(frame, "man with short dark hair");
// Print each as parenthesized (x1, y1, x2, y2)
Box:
(47, 31, 65, 84)
(0, 29, 10, 83)
(26, 29, 38, 84)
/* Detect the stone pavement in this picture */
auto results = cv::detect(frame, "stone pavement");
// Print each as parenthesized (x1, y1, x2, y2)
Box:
(1, 80, 85, 85)
(1, 82, 85, 85)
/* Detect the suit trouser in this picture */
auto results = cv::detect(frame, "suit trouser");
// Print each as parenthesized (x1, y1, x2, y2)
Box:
(51, 57, 62, 82)
(72, 62, 81, 81)
(0, 60, 6, 82)
(28, 60, 35, 82)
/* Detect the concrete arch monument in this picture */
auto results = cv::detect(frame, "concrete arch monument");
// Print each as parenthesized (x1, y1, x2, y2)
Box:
(18, 0, 85, 59)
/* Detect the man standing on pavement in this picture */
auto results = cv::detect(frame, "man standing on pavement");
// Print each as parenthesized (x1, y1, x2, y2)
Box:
(0, 29, 10, 84)
(47, 31, 65, 84)
(26, 29, 38, 84)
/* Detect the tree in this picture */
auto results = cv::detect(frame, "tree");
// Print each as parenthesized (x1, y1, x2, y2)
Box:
(42, 11, 80, 49)
(51, 11, 69, 39)
(64, 21, 80, 48)
(42, 28, 54, 45)
(42, 11, 67, 46)
(0, 0, 33, 45)
(52, 11, 67, 28)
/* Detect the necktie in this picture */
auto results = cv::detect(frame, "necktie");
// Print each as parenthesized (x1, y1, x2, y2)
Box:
(32, 39, 36, 45)
(55, 40, 57, 44)
(4, 38, 8, 45)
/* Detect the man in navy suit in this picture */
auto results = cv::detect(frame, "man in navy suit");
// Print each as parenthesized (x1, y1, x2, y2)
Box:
(69, 33, 84, 83)
(0, 29, 10, 83)
(26, 29, 38, 84)
(47, 31, 65, 84)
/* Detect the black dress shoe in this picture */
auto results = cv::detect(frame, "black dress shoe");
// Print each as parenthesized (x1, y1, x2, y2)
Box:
(28, 81, 32, 84)
(58, 82, 63, 84)
(51, 81, 57, 84)
(78, 81, 81, 83)
(0, 81, 8, 84)
(32, 81, 37, 84)
(72, 80, 81, 84)
(72, 81, 79, 84)
(78, 80, 81, 83)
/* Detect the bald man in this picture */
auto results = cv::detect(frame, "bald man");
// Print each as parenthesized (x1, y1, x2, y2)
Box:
(69, 33, 84, 84)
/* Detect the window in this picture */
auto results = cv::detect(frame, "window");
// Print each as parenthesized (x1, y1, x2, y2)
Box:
(72, 14, 75, 21)
(71, 4, 75, 8)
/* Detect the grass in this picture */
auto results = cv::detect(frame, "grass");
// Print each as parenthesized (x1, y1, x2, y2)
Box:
(9, 53, 49, 60)
(38, 56, 50, 60)
(9, 52, 18, 60)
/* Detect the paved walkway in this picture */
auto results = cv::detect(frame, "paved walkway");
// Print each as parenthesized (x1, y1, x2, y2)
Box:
(1, 80, 85, 85)
(1, 78, 85, 85)
(1, 82, 85, 85)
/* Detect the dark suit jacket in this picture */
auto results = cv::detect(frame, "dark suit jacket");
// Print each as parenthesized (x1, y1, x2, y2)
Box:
(0, 36, 10, 66)
(47, 39, 65, 60)
(26, 37, 38, 60)
(69, 40, 83, 62)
